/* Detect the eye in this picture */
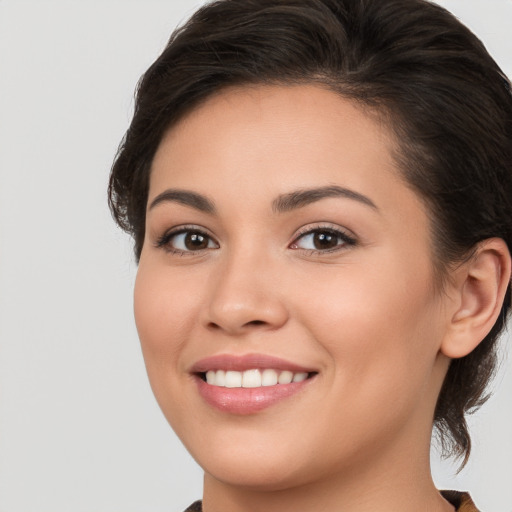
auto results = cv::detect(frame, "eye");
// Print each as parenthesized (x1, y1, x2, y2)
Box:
(290, 227, 356, 253)
(156, 227, 219, 254)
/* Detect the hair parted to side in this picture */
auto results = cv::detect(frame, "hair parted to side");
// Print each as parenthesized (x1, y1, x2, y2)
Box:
(109, 0, 512, 467)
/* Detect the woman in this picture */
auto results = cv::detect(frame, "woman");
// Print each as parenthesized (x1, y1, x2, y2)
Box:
(109, 0, 512, 510)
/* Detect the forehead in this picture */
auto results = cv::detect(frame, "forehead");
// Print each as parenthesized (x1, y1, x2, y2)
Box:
(150, 84, 403, 199)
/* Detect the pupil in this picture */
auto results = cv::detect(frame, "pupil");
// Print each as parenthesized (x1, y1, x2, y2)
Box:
(185, 232, 208, 250)
(313, 231, 337, 249)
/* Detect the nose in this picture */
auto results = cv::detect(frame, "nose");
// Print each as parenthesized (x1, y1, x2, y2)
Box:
(203, 251, 289, 336)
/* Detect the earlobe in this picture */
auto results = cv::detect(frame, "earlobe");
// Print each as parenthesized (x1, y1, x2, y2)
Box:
(441, 238, 511, 359)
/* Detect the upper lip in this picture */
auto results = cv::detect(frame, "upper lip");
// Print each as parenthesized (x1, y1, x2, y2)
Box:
(190, 353, 316, 374)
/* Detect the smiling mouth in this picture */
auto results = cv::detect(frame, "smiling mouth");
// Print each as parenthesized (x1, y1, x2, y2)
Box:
(193, 355, 318, 414)
(199, 369, 316, 388)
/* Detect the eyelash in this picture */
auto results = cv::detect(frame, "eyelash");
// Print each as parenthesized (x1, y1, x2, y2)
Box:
(155, 225, 218, 256)
(290, 224, 357, 255)
(155, 224, 357, 256)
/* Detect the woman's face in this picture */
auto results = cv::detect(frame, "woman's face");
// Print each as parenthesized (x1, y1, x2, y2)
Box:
(135, 85, 454, 490)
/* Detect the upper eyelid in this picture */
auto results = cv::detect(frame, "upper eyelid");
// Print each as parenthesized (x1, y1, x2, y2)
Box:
(292, 223, 356, 240)
(160, 223, 352, 238)
(161, 224, 215, 237)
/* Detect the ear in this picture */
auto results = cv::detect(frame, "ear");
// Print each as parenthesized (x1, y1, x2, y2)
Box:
(441, 238, 511, 359)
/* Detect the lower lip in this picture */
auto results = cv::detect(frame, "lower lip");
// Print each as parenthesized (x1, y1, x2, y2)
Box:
(194, 375, 313, 415)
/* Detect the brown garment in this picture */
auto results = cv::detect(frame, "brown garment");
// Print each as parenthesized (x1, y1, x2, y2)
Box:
(184, 491, 479, 511)
(441, 491, 480, 512)
(184, 502, 202, 512)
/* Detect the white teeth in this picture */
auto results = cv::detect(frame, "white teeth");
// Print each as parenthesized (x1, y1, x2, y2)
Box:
(293, 372, 308, 383)
(261, 369, 278, 386)
(225, 370, 242, 388)
(278, 370, 293, 384)
(215, 370, 226, 386)
(204, 369, 310, 388)
(242, 369, 262, 388)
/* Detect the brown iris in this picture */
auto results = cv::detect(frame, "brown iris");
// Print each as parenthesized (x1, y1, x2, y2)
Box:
(184, 232, 210, 250)
(312, 231, 339, 250)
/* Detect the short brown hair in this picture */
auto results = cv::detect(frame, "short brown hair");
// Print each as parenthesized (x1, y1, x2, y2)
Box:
(109, 0, 512, 466)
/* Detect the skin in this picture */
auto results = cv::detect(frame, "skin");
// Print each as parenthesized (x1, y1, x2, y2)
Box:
(134, 84, 509, 512)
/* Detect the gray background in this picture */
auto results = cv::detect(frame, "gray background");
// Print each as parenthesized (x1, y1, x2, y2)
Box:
(0, 1, 511, 511)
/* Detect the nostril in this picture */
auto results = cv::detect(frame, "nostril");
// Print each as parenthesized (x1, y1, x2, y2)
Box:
(206, 319, 268, 333)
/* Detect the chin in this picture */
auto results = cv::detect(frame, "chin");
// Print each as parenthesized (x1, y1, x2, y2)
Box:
(179, 425, 320, 491)
(201, 454, 313, 492)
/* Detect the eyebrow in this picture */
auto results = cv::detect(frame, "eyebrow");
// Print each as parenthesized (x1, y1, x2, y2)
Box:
(148, 185, 377, 215)
(272, 185, 377, 213)
(149, 189, 216, 214)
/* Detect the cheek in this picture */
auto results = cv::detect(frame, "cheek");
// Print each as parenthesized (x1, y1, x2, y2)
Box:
(284, 262, 444, 467)
(293, 255, 441, 397)
(133, 261, 206, 426)
(134, 262, 201, 372)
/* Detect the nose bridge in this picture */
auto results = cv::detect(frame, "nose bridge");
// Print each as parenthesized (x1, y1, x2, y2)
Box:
(205, 243, 288, 334)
